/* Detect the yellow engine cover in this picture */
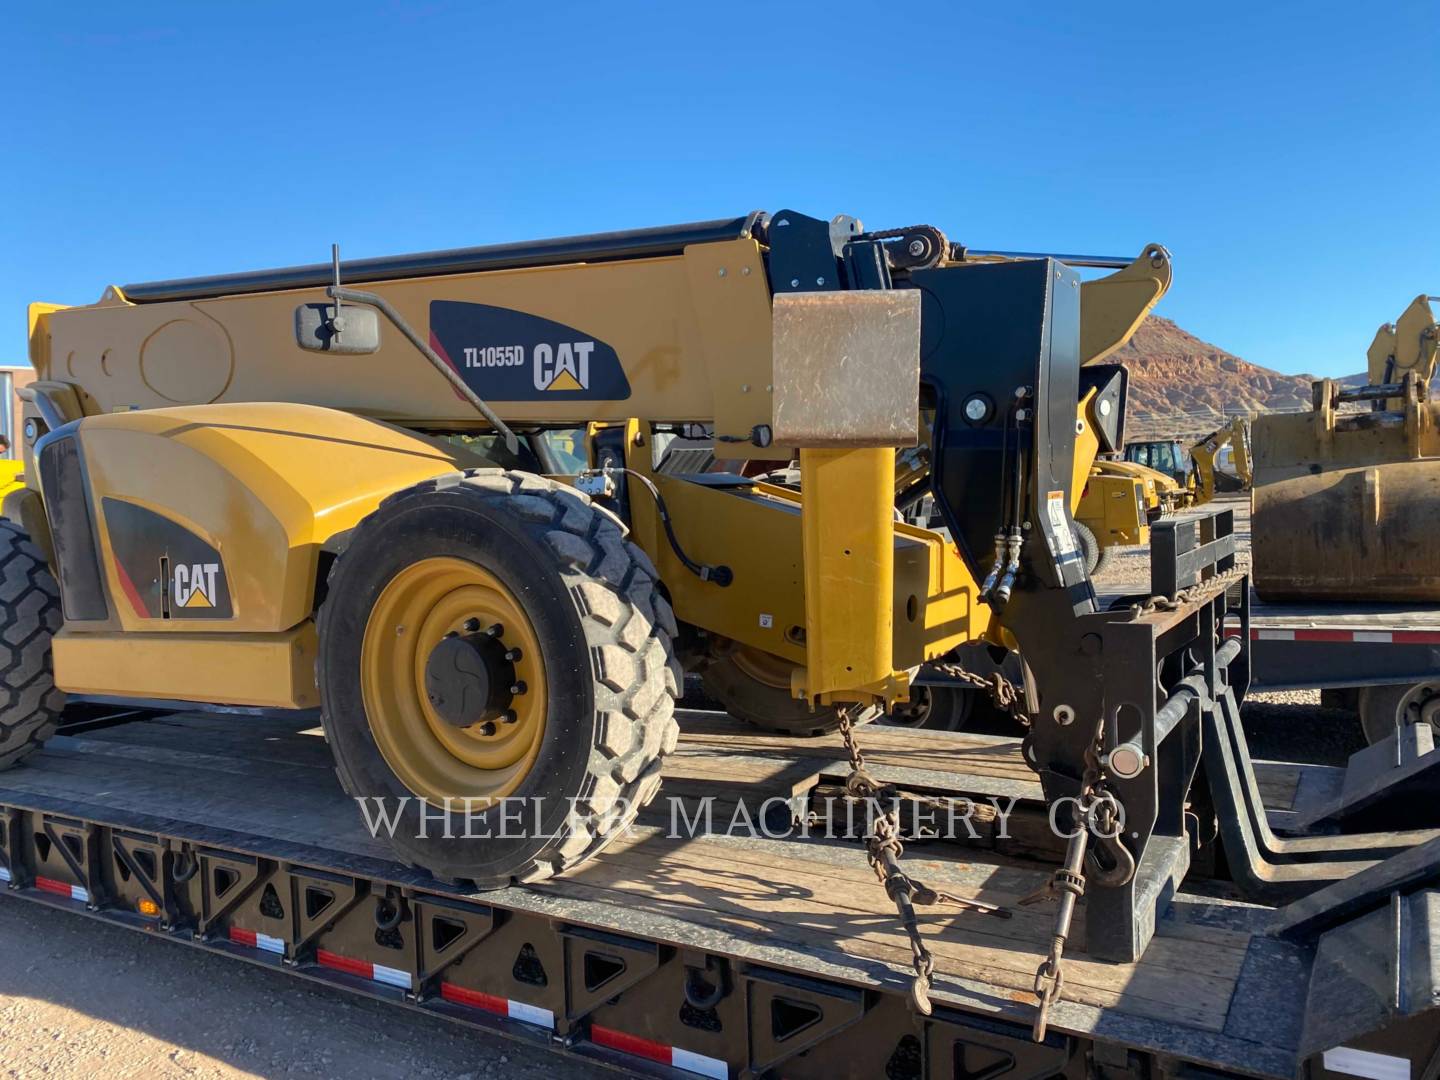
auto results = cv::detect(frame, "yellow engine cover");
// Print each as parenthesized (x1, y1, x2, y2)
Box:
(62, 402, 477, 632)
(43, 402, 479, 706)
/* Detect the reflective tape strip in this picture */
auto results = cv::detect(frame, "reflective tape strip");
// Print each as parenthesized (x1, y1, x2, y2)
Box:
(1394, 629, 1440, 644)
(0, 866, 10, 883)
(1248, 626, 1440, 644)
(371, 963, 412, 990)
(438, 982, 556, 1031)
(507, 999, 556, 1029)
(35, 876, 89, 903)
(316, 949, 414, 991)
(591, 1024, 728, 1079)
(1322, 1046, 1410, 1080)
(228, 927, 285, 955)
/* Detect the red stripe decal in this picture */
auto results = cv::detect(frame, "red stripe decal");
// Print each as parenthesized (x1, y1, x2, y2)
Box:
(1291, 629, 1357, 642)
(429, 330, 469, 402)
(316, 949, 372, 979)
(35, 876, 72, 897)
(439, 982, 508, 1016)
(1394, 630, 1440, 644)
(112, 556, 151, 619)
(229, 927, 258, 947)
(591, 1025, 671, 1066)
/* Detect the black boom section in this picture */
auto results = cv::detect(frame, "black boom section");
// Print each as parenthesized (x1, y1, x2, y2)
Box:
(121, 215, 765, 303)
(35, 432, 109, 622)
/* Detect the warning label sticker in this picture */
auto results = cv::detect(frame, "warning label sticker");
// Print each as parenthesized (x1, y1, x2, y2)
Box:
(1046, 490, 1082, 565)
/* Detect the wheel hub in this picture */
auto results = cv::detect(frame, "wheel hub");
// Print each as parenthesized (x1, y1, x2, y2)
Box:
(359, 556, 547, 805)
(424, 629, 516, 729)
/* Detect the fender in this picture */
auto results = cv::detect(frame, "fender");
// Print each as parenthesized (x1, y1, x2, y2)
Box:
(35, 402, 484, 707)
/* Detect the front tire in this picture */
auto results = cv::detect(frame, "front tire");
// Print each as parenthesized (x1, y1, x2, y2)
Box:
(317, 470, 680, 887)
(0, 520, 65, 769)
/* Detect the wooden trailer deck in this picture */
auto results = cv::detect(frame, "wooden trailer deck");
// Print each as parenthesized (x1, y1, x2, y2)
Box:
(0, 710, 1315, 1078)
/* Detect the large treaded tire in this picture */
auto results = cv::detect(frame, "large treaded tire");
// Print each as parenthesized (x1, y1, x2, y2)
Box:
(0, 519, 66, 769)
(317, 469, 680, 888)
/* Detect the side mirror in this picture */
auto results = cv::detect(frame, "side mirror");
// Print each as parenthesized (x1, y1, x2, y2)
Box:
(295, 302, 381, 354)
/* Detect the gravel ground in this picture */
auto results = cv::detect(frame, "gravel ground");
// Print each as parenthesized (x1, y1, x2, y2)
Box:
(0, 900, 615, 1080)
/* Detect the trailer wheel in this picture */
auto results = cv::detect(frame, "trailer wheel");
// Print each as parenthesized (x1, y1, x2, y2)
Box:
(317, 470, 680, 888)
(881, 685, 974, 731)
(0, 520, 65, 770)
(701, 647, 863, 736)
(1357, 681, 1440, 745)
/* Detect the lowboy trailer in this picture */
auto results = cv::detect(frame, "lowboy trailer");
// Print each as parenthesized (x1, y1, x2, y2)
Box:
(1, 704, 1437, 1080)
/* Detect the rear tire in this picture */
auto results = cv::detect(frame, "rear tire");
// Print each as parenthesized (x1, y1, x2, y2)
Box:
(701, 649, 855, 736)
(882, 685, 973, 731)
(0, 520, 65, 769)
(317, 470, 680, 887)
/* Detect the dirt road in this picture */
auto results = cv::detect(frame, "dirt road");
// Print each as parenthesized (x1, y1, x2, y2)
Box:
(0, 899, 614, 1079)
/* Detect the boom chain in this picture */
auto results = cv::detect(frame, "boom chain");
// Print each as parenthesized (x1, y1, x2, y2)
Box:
(1019, 723, 1123, 1041)
(931, 665, 1031, 727)
(836, 708, 1009, 1016)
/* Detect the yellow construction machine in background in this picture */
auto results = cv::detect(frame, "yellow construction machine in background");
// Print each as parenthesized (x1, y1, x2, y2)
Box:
(1253, 294, 1439, 601)
(1252, 294, 1440, 740)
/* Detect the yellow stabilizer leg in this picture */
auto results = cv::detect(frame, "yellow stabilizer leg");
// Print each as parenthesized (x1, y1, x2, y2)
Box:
(796, 447, 905, 707)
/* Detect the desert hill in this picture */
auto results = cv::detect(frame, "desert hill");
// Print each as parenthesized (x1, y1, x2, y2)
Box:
(1112, 317, 1316, 440)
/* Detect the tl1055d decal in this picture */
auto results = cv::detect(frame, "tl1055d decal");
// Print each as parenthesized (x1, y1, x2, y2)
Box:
(102, 499, 233, 620)
(429, 302, 631, 401)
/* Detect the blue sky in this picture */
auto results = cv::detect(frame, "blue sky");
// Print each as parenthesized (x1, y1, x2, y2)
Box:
(2, 1, 1435, 380)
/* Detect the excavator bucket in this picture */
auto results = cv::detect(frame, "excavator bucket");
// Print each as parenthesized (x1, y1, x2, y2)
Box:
(1254, 297, 1439, 601)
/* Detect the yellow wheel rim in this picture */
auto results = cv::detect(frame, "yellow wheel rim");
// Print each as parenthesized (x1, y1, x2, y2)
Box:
(360, 556, 546, 807)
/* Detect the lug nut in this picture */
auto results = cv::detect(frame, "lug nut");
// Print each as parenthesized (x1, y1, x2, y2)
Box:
(463, 618, 480, 633)
(504, 648, 523, 662)
(500, 710, 518, 725)
(486, 623, 504, 638)
(509, 681, 527, 695)
(477, 721, 497, 737)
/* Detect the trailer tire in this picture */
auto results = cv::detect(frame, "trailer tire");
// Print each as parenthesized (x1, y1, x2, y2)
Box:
(1357, 681, 1440, 745)
(317, 469, 680, 888)
(0, 520, 66, 770)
